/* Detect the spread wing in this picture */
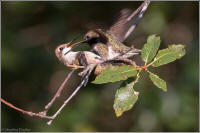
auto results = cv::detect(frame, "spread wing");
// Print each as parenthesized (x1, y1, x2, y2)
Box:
(108, 8, 133, 43)
(108, 0, 150, 42)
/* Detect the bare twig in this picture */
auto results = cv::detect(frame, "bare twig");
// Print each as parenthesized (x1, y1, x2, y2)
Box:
(47, 64, 96, 125)
(46, 77, 86, 125)
(1, 98, 53, 120)
(41, 70, 76, 115)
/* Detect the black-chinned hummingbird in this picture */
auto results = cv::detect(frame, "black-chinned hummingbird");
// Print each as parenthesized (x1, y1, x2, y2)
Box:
(72, 0, 150, 60)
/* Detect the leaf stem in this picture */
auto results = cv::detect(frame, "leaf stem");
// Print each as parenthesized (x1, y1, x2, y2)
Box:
(145, 69, 153, 74)
(146, 60, 155, 67)
(129, 69, 142, 87)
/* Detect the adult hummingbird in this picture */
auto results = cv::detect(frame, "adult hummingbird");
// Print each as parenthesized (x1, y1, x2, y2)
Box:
(78, 0, 150, 60)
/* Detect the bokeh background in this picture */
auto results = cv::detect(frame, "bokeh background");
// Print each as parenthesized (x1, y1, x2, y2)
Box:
(1, 1, 199, 132)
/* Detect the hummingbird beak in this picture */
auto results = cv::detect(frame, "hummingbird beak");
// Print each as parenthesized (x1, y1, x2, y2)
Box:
(64, 39, 87, 55)
(68, 39, 87, 49)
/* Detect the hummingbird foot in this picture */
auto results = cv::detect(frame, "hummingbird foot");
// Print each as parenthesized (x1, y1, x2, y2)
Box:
(66, 64, 85, 69)
(78, 64, 97, 86)
(78, 64, 95, 76)
(79, 69, 87, 77)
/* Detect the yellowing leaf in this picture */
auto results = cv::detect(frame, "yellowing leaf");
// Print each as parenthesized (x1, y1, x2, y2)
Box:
(113, 83, 139, 117)
(149, 72, 167, 92)
(92, 65, 137, 84)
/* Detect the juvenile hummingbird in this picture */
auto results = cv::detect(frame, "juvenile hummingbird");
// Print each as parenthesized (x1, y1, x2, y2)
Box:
(78, 0, 150, 60)
(55, 40, 102, 69)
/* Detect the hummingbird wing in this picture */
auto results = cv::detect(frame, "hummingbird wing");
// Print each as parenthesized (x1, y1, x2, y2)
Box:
(108, 0, 150, 42)
(108, 8, 133, 42)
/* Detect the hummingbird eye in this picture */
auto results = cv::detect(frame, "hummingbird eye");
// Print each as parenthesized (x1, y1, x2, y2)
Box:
(86, 35, 91, 40)
(59, 47, 64, 51)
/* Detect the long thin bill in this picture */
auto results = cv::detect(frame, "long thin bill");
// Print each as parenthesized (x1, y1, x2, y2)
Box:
(68, 39, 87, 48)
(64, 39, 87, 55)
(67, 32, 84, 46)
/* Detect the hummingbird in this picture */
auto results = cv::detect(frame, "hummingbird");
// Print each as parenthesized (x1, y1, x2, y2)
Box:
(55, 40, 107, 86)
(55, 41, 103, 69)
(55, 40, 130, 75)
(50, 2, 151, 117)
(74, 0, 150, 61)
(55, 0, 150, 81)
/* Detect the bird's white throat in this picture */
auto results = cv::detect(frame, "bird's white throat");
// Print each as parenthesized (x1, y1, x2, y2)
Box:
(63, 49, 78, 65)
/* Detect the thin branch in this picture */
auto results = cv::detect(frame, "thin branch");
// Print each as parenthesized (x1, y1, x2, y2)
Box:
(41, 70, 76, 115)
(1, 98, 53, 120)
(46, 77, 86, 125)
(47, 65, 96, 125)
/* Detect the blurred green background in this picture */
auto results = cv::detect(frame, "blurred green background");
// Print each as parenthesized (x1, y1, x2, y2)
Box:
(1, 1, 199, 132)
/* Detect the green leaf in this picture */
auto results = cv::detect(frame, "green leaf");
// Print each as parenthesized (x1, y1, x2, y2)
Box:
(151, 44, 186, 67)
(92, 65, 137, 84)
(113, 83, 139, 117)
(149, 72, 167, 92)
(141, 34, 161, 64)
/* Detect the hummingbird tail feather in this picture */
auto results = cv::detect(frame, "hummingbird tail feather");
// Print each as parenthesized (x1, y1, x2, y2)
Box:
(122, 51, 140, 58)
